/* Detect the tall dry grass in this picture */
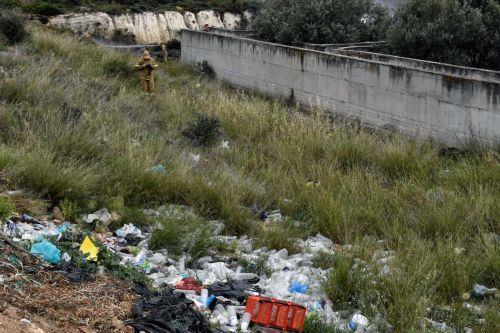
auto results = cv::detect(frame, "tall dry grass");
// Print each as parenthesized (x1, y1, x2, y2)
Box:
(0, 26, 498, 331)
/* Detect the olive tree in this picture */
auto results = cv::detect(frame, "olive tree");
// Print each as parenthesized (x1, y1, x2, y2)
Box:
(253, 0, 391, 45)
(386, 0, 500, 70)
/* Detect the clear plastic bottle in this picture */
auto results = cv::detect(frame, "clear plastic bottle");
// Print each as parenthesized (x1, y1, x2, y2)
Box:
(240, 312, 251, 331)
(200, 289, 208, 307)
(227, 306, 238, 326)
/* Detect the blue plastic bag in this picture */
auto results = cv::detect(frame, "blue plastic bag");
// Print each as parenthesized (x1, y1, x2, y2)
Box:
(289, 281, 309, 294)
(30, 240, 61, 264)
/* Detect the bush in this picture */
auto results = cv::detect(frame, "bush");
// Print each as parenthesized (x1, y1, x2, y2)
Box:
(26, 2, 64, 16)
(182, 114, 221, 147)
(102, 56, 134, 78)
(386, 0, 500, 70)
(0, 11, 28, 45)
(253, 0, 390, 44)
(0, 196, 14, 221)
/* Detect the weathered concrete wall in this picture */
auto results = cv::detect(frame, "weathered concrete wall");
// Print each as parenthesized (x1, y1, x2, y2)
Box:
(181, 30, 500, 145)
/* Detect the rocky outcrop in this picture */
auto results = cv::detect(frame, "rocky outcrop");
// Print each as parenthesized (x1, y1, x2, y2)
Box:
(183, 11, 199, 30)
(49, 10, 248, 44)
(223, 13, 241, 30)
(195, 10, 224, 29)
(49, 12, 115, 39)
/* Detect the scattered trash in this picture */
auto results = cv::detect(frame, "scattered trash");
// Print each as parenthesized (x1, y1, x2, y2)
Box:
(473, 284, 497, 298)
(220, 140, 230, 149)
(127, 285, 212, 333)
(20, 318, 31, 325)
(421, 318, 456, 333)
(463, 302, 483, 316)
(84, 208, 112, 226)
(289, 281, 309, 294)
(30, 240, 61, 264)
(79, 235, 99, 261)
(176, 277, 203, 293)
(348, 313, 369, 331)
(427, 189, 444, 203)
(245, 295, 307, 332)
(146, 163, 167, 174)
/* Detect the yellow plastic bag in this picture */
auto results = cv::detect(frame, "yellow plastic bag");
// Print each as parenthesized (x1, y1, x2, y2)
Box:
(80, 235, 99, 261)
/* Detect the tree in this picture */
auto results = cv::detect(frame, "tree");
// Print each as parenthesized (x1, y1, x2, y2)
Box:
(253, 0, 391, 45)
(386, 0, 500, 70)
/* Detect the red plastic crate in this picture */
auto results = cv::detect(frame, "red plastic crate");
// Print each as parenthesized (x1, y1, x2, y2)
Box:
(244, 295, 307, 332)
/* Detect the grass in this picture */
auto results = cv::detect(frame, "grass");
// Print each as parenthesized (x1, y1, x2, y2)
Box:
(0, 25, 498, 331)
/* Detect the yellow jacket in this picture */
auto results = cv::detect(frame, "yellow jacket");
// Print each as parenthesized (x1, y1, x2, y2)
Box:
(135, 56, 158, 80)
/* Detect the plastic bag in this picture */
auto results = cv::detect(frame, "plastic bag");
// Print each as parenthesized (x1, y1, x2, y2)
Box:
(30, 240, 61, 264)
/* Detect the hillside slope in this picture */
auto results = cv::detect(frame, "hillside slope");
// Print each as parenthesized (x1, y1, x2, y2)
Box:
(0, 26, 498, 331)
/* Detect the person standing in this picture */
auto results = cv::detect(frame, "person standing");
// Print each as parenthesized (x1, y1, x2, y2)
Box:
(135, 50, 158, 94)
(160, 43, 168, 62)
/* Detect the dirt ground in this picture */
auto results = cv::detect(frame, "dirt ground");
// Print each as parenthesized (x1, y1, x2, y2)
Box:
(0, 237, 138, 333)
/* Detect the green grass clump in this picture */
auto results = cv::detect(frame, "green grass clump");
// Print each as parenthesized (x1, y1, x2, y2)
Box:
(0, 196, 14, 221)
(0, 26, 498, 331)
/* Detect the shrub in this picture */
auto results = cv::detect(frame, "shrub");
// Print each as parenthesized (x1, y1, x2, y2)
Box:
(0, 11, 28, 45)
(253, 0, 390, 44)
(386, 0, 500, 70)
(182, 114, 221, 147)
(101, 56, 134, 78)
(0, 196, 14, 221)
(26, 2, 64, 16)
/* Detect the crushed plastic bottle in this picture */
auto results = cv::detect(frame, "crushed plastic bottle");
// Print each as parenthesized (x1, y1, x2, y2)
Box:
(348, 313, 369, 331)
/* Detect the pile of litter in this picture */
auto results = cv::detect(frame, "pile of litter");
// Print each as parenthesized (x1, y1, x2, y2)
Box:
(1, 202, 497, 333)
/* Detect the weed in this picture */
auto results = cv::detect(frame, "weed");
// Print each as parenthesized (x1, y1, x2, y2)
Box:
(182, 113, 221, 147)
(0, 196, 14, 221)
(101, 56, 134, 78)
(303, 315, 338, 333)
(312, 251, 337, 270)
(59, 198, 78, 222)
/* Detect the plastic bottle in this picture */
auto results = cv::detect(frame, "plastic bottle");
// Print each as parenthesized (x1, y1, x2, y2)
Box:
(240, 312, 251, 331)
(348, 314, 369, 331)
(212, 310, 228, 326)
(215, 304, 229, 317)
(227, 306, 238, 327)
(200, 289, 208, 306)
(178, 256, 185, 273)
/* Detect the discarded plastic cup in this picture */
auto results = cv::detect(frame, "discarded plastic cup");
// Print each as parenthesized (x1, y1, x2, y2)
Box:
(240, 312, 251, 331)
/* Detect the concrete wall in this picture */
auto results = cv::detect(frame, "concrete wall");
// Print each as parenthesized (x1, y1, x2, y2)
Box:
(181, 30, 500, 146)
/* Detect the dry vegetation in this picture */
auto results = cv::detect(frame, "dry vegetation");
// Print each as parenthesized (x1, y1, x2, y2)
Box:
(0, 25, 498, 331)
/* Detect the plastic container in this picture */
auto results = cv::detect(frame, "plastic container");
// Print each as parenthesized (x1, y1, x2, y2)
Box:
(244, 295, 307, 333)
(227, 306, 238, 326)
(200, 289, 208, 306)
(240, 312, 251, 331)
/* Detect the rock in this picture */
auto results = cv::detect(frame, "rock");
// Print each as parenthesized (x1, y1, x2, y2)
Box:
(112, 14, 136, 42)
(163, 11, 187, 41)
(184, 11, 199, 30)
(133, 12, 163, 44)
(223, 13, 241, 30)
(196, 10, 224, 29)
(49, 12, 115, 39)
(52, 207, 64, 221)
(49, 9, 244, 44)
